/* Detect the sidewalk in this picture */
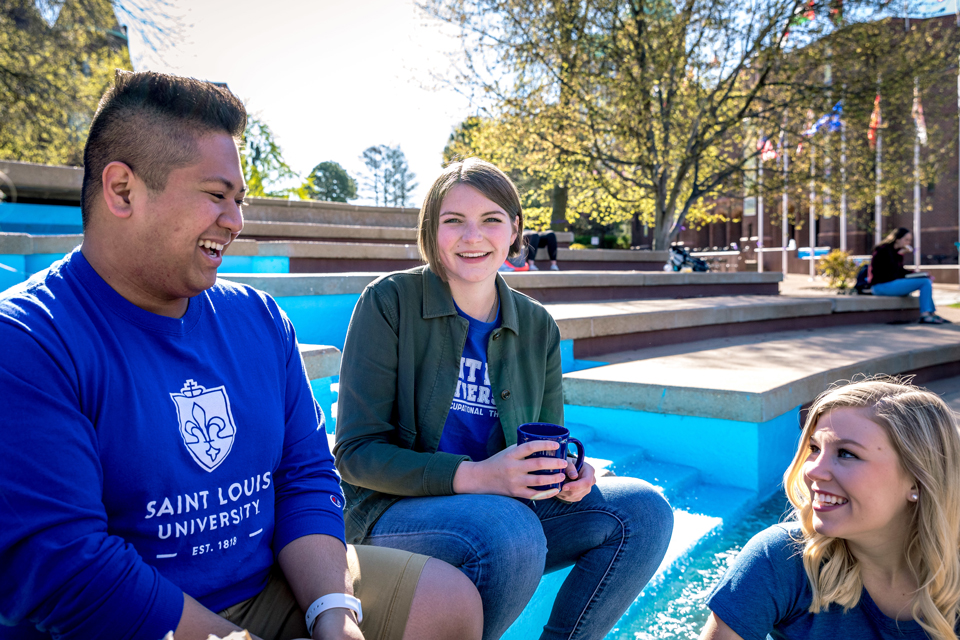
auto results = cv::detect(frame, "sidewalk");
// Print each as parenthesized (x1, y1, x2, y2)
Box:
(779, 273, 960, 323)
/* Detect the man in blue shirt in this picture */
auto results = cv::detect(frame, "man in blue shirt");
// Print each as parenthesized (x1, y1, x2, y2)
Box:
(0, 70, 479, 640)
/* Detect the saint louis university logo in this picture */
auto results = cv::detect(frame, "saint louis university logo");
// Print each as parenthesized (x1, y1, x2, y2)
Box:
(170, 379, 237, 472)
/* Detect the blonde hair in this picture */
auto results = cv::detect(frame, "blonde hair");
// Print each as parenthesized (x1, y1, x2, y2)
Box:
(417, 158, 524, 281)
(783, 376, 960, 639)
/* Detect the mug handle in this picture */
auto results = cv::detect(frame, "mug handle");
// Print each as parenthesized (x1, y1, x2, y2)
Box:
(568, 437, 585, 476)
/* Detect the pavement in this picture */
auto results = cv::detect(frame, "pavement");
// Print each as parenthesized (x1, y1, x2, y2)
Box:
(926, 376, 960, 416)
(564, 323, 960, 422)
(779, 273, 960, 323)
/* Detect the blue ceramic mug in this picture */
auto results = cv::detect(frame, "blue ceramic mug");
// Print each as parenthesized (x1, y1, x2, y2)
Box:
(516, 422, 586, 491)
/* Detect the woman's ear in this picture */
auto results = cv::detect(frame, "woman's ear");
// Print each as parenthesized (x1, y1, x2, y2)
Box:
(908, 486, 919, 502)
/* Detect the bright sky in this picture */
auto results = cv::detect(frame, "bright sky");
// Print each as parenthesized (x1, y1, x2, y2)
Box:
(122, 0, 960, 209)
(126, 0, 474, 207)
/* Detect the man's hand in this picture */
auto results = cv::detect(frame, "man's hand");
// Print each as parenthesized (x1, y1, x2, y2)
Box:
(278, 535, 364, 640)
(310, 609, 363, 640)
(174, 594, 263, 640)
(556, 460, 596, 503)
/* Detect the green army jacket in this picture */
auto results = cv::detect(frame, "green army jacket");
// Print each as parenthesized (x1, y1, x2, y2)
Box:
(333, 265, 564, 543)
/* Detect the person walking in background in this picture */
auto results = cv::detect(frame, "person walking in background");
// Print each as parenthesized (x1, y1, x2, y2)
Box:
(523, 229, 560, 270)
(870, 227, 946, 324)
(334, 158, 674, 640)
(700, 377, 960, 639)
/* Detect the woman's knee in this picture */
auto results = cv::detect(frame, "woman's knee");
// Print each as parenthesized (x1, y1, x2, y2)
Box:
(403, 558, 483, 640)
(603, 478, 674, 542)
(475, 497, 547, 574)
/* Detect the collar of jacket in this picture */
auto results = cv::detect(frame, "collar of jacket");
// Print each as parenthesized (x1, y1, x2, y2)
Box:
(420, 266, 520, 336)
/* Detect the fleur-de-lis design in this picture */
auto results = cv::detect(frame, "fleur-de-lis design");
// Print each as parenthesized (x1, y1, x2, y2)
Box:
(185, 402, 227, 462)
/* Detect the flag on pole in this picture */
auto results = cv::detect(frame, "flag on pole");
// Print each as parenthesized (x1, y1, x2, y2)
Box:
(830, 0, 844, 24)
(802, 102, 842, 137)
(776, 128, 785, 168)
(758, 136, 777, 162)
(912, 85, 928, 145)
(868, 94, 881, 149)
(791, 0, 817, 24)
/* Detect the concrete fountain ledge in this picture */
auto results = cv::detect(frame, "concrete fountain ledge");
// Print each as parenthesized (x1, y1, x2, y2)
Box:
(221, 270, 783, 302)
(563, 323, 960, 424)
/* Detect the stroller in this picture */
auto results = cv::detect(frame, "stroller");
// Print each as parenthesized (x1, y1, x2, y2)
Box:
(668, 246, 709, 272)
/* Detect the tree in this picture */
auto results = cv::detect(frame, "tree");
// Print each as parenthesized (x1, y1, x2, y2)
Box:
(384, 145, 418, 207)
(360, 144, 418, 207)
(241, 115, 300, 198)
(303, 161, 358, 202)
(0, 0, 177, 167)
(0, 0, 132, 165)
(360, 145, 385, 205)
(423, 0, 955, 249)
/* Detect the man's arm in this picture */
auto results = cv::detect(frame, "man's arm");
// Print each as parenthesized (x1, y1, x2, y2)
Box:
(0, 320, 183, 639)
(278, 535, 363, 640)
(266, 299, 361, 639)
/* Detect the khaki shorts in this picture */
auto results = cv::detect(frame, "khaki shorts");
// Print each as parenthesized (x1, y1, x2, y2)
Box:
(218, 544, 429, 640)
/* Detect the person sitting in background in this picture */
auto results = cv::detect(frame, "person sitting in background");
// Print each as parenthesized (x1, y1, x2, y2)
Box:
(700, 377, 960, 640)
(870, 227, 946, 324)
(523, 229, 559, 270)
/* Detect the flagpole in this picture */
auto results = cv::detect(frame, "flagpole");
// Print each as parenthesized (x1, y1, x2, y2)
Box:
(780, 110, 788, 277)
(875, 78, 883, 247)
(810, 144, 816, 280)
(782, 112, 789, 275)
(758, 158, 764, 273)
(840, 89, 847, 253)
(914, 77, 921, 270)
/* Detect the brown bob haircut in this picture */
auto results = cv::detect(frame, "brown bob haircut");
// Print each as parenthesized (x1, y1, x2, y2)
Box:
(80, 70, 247, 229)
(417, 158, 525, 281)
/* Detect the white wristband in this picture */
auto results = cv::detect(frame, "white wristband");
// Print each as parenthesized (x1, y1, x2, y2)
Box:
(305, 593, 363, 636)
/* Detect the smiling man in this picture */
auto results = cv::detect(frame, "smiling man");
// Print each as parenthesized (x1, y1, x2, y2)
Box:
(0, 71, 480, 640)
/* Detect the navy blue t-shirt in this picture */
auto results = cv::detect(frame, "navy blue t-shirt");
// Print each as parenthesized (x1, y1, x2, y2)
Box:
(708, 524, 940, 639)
(436, 302, 506, 461)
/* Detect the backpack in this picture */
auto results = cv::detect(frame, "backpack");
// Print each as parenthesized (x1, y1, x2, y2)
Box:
(499, 253, 530, 272)
(854, 263, 871, 294)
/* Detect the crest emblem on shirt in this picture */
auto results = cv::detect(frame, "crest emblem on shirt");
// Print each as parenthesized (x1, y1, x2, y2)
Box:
(170, 379, 237, 472)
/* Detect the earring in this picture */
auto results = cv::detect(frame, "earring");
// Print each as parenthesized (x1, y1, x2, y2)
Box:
(909, 492, 919, 502)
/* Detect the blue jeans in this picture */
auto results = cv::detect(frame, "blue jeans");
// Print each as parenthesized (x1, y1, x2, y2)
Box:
(366, 477, 673, 640)
(871, 277, 935, 314)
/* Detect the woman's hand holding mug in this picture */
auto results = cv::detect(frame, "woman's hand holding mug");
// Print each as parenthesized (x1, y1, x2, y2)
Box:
(452, 441, 570, 499)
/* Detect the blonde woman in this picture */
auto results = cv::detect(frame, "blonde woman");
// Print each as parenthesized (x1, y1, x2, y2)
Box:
(700, 378, 960, 640)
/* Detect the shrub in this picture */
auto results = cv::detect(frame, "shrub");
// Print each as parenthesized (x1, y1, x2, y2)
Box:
(817, 249, 859, 290)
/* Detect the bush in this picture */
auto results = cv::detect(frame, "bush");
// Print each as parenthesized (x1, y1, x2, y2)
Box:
(818, 250, 859, 290)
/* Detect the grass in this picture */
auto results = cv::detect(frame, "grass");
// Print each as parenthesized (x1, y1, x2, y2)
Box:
(949, 303, 960, 309)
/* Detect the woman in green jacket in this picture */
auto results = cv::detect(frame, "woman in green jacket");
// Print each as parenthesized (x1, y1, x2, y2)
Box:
(334, 158, 673, 640)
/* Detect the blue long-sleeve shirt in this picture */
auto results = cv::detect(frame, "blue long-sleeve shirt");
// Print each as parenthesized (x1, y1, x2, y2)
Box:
(0, 251, 345, 639)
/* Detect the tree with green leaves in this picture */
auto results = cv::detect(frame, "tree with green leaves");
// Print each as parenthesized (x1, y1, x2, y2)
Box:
(0, 0, 135, 166)
(241, 115, 300, 198)
(423, 0, 956, 249)
(304, 161, 358, 202)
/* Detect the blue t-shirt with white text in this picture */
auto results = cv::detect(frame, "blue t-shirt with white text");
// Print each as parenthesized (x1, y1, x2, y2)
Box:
(436, 302, 506, 461)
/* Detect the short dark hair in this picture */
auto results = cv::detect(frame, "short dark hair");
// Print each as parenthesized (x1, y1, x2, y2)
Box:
(81, 70, 247, 228)
(417, 158, 524, 280)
